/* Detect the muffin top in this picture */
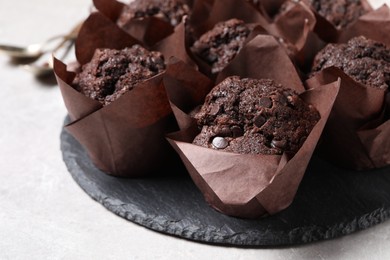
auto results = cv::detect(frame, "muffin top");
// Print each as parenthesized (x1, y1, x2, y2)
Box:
(73, 45, 166, 105)
(117, 0, 191, 27)
(311, 36, 390, 89)
(308, 0, 367, 29)
(192, 76, 320, 155)
(191, 19, 252, 74)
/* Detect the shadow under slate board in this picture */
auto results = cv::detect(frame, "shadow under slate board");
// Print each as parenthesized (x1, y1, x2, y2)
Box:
(60, 116, 390, 247)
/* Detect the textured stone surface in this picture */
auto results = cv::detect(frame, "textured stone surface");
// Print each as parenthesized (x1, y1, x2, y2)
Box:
(61, 116, 390, 246)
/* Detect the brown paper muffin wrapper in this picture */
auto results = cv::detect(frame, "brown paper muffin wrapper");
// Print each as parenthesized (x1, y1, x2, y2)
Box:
(270, 1, 316, 51)
(216, 34, 305, 91)
(54, 12, 213, 177)
(303, 2, 390, 48)
(194, 0, 269, 33)
(153, 16, 198, 69)
(269, 2, 390, 74)
(92, 0, 321, 81)
(93, 0, 176, 47)
(338, 4, 390, 45)
(164, 36, 340, 218)
(74, 12, 141, 66)
(166, 81, 340, 218)
(188, 0, 319, 79)
(270, 1, 326, 72)
(297, 0, 373, 42)
(196, 0, 316, 50)
(306, 67, 389, 170)
(56, 63, 177, 177)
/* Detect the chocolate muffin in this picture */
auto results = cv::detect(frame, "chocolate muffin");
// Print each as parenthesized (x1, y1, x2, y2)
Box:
(73, 45, 166, 105)
(191, 19, 252, 74)
(307, 0, 368, 29)
(192, 76, 320, 155)
(311, 36, 390, 89)
(117, 0, 191, 28)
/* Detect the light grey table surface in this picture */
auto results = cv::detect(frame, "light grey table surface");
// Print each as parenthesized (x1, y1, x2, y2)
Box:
(1, 0, 390, 259)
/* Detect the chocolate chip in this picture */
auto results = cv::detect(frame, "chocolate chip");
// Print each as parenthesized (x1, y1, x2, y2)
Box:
(217, 126, 232, 137)
(259, 97, 272, 108)
(296, 127, 306, 139)
(212, 137, 229, 149)
(271, 139, 287, 149)
(231, 126, 243, 137)
(279, 95, 288, 105)
(207, 53, 218, 63)
(254, 115, 266, 127)
(209, 104, 220, 115)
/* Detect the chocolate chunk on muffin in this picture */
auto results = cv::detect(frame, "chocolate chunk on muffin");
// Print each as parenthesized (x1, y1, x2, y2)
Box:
(307, 0, 368, 29)
(191, 19, 252, 74)
(192, 76, 320, 155)
(311, 36, 390, 89)
(117, 0, 191, 28)
(73, 45, 166, 105)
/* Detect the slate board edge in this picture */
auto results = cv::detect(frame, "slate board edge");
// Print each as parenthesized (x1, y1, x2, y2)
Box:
(60, 125, 390, 247)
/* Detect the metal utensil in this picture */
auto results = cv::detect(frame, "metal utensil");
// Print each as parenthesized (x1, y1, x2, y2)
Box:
(0, 35, 67, 60)
(22, 36, 76, 77)
(19, 22, 83, 77)
(0, 21, 82, 60)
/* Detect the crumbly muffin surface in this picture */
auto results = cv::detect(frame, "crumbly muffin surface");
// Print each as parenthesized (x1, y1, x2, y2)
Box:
(117, 0, 191, 27)
(73, 45, 165, 105)
(191, 19, 252, 74)
(308, 0, 367, 29)
(311, 36, 390, 89)
(193, 76, 320, 155)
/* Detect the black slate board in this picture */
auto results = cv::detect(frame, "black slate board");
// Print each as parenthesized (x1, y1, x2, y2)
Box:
(60, 117, 390, 247)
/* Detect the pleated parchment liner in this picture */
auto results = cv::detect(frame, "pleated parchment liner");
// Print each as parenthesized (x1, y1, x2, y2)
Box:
(301, 1, 390, 170)
(185, 0, 318, 73)
(92, 0, 196, 47)
(182, 0, 388, 71)
(54, 12, 213, 177)
(52, 0, 389, 218)
(92, 0, 390, 49)
(166, 35, 340, 218)
(256, 0, 390, 72)
(293, 0, 390, 46)
(244, 0, 390, 76)
(337, 4, 390, 44)
(307, 68, 390, 171)
(305, 1, 390, 72)
(92, 0, 320, 77)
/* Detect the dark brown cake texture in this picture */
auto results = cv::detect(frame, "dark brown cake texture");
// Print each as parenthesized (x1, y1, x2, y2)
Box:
(73, 45, 166, 106)
(311, 36, 390, 90)
(192, 76, 320, 155)
(117, 0, 191, 28)
(307, 0, 368, 29)
(191, 19, 252, 74)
